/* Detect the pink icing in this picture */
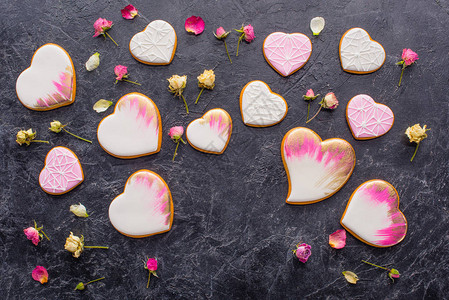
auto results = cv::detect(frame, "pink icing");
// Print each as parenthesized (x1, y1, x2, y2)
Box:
(263, 32, 312, 76)
(36, 71, 73, 108)
(347, 94, 394, 139)
(208, 113, 230, 137)
(39, 147, 83, 194)
(126, 96, 157, 129)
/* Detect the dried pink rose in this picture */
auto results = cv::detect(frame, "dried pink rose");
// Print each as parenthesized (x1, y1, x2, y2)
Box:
(121, 4, 138, 20)
(397, 49, 419, 86)
(214, 27, 232, 63)
(306, 92, 338, 123)
(169, 126, 186, 161)
(114, 65, 141, 85)
(362, 260, 401, 282)
(235, 24, 255, 56)
(303, 89, 319, 121)
(24, 221, 50, 245)
(329, 229, 346, 249)
(32, 266, 48, 284)
(144, 257, 159, 288)
(305, 89, 315, 98)
(293, 243, 312, 263)
(185, 16, 205, 35)
(93, 18, 118, 46)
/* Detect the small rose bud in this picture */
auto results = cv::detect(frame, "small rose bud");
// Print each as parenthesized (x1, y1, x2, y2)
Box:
(243, 24, 255, 42)
(49, 120, 63, 133)
(65, 232, 84, 258)
(321, 92, 339, 109)
(85, 52, 100, 71)
(16, 128, 47, 146)
(114, 65, 128, 81)
(401, 49, 419, 66)
(197, 70, 215, 90)
(293, 243, 312, 263)
(306, 89, 315, 98)
(388, 268, 400, 281)
(75, 282, 85, 290)
(24, 227, 40, 246)
(146, 258, 158, 272)
(70, 203, 89, 218)
(214, 27, 230, 40)
(168, 75, 187, 95)
(169, 126, 184, 141)
(32, 266, 49, 284)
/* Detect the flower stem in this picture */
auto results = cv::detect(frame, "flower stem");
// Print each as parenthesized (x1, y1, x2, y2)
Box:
(63, 128, 92, 144)
(306, 105, 322, 123)
(361, 260, 388, 270)
(31, 140, 50, 144)
(84, 246, 109, 249)
(181, 94, 189, 114)
(236, 35, 243, 56)
(306, 102, 311, 121)
(146, 272, 151, 288)
(195, 88, 205, 104)
(180, 137, 187, 145)
(104, 32, 118, 47)
(86, 277, 105, 285)
(398, 64, 405, 87)
(410, 143, 420, 162)
(224, 41, 232, 63)
(40, 230, 50, 241)
(123, 79, 142, 86)
(172, 141, 180, 161)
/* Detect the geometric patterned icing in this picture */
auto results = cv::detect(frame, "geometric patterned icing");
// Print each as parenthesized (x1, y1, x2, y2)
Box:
(339, 28, 385, 73)
(39, 147, 83, 194)
(263, 32, 312, 77)
(346, 94, 394, 139)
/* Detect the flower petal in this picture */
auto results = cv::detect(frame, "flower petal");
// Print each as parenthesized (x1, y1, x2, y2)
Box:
(93, 99, 113, 113)
(329, 229, 346, 249)
(85, 52, 100, 71)
(121, 4, 138, 19)
(310, 17, 325, 35)
(342, 271, 359, 284)
(185, 16, 205, 35)
(32, 266, 48, 284)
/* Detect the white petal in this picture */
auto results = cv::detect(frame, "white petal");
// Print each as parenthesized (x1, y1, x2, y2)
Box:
(70, 203, 89, 217)
(93, 99, 113, 113)
(85, 52, 100, 71)
(310, 17, 325, 36)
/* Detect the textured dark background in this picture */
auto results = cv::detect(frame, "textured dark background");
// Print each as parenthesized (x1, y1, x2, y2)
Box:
(1, 0, 448, 299)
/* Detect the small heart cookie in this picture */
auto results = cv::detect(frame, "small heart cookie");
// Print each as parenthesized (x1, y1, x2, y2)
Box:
(346, 94, 394, 140)
(39, 147, 84, 195)
(339, 28, 386, 74)
(240, 80, 288, 127)
(109, 169, 173, 238)
(263, 32, 312, 77)
(282, 127, 355, 204)
(341, 180, 407, 247)
(129, 20, 177, 65)
(97, 92, 162, 159)
(16, 43, 76, 111)
(186, 108, 232, 154)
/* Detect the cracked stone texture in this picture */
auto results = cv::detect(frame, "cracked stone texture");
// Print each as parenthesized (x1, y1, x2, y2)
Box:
(1, 0, 448, 299)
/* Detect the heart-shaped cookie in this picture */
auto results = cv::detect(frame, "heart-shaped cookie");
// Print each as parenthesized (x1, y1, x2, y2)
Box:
(39, 147, 84, 195)
(240, 80, 288, 127)
(16, 43, 76, 111)
(109, 169, 173, 238)
(129, 20, 177, 65)
(346, 94, 394, 140)
(281, 127, 355, 204)
(339, 28, 386, 74)
(186, 108, 232, 154)
(341, 180, 407, 247)
(263, 32, 312, 77)
(97, 92, 162, 159)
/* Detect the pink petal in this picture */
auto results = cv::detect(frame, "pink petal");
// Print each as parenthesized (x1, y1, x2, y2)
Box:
(329, 229, 346, 249)
(121, 4, 138, 19)
(185, 16, 205, 35)
(32, 266, 48, 284)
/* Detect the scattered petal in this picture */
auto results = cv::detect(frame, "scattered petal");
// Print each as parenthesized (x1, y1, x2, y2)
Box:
(32, 266, 48, 284)
(93, 99, 113, 113)
(185, 16, 205, 35)
(342, 271, 359, 284)
(329, 229, 346, 249)
(121, 4, 138, 19)
(70, 203, 89, 218)
(310, 17, 325, 36)
(85, 52, 100, 71)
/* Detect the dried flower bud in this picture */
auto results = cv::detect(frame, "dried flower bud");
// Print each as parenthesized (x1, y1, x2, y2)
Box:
(405, 124, 429, 144)
(293, 243, 312, 263)
(388, 268, 400, 281)
(321, 92, 339, 109)
(49, 121, 63, 133)
(214, 27, 230, 40)
(168, 75, 187, 96)
(24, 227, 40, 246)
(65, 232, 84, 258)
(197, 70, 215, 89)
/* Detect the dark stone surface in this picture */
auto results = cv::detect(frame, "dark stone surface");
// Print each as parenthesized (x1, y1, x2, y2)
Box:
(1, 0, 448, 299)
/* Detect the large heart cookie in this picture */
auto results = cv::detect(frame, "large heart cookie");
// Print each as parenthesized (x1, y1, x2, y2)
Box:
(186, 108, 232, 154)
(16, 43, 76, 111)
(346, 94, 394, 140)
(281, 127, 355, 204)
(339, 28, 386, 74)
(109, 170, 173, 238)
(263, 32, 312, 77)
(129, 20, 177, 65)
(39, 147, 84, 195)
(240, 80, 288, 127)
(341, 180, 407, 247)
(97, 92, 162, 159)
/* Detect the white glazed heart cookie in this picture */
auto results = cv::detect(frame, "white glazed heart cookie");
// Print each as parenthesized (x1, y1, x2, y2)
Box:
(109, 169, 173, 238)
(240, 80, 288, 127)
(97, 92, 162, 159)
(186, 108, 232, 154)
(129, 20, 177, 65)
(339, 28, 386, 74)
(16, 43, 76, 111)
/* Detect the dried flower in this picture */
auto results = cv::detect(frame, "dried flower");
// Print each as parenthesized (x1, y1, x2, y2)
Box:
(342, 271, 359, 284)
(93, 99, 113, 113)
(70, 203, 89, 218)
(195, 70, 215, 104)
(310, 17, 325, 36)
(185, 16, 205, 35)
(306, 92, 339, 123)
(114, 65, 141, 85)
(24, 220, 50, 246)
(121, 4, 138, 19)
(293, 243, 311, 263)
(16, 129, 49, 146)
(362, 260, 400, 282)
(144, 257, 159, 288)
(397, 49, 418, 86)
(405, 124, 430, 162)
(32, 266, 49, 284)
(93, 18, 118, 46)
(329, 229, 346, 249)
(169, 126, 186, 161)
(64, 232, 108, 258)
(168, 75, 189, 114)
(74, 277, 105, 291)
(49, 120, 92, 143)
(235, 24, 255, 56)
(214, 27, 232, 63)
(303, 89, 320, 121)
(85, 52, 100, 71)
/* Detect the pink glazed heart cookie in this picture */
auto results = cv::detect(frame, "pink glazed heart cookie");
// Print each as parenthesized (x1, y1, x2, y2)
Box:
(39, 147, 84, 195)
(263, 32, 312, 77)
(341, 180, 407, 247)
(346, 94, 394, 140)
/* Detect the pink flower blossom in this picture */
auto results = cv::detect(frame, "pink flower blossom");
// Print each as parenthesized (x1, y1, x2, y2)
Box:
(114, 65, 128, 81)
(306, 89, 315, 98)
(401, 49, 419, 66)
(169, 126, 184, 140)
(146, 258, 158, 271)
(121, 4, 138, 19)
(322, 92, 338, 109)
(32, 266, 48, 284)
(329, 229, 346, 249)
(243, 24, 255, 42)
(185, 16, 205, 35)
(24, 227, 40, 245)
(93, 18, 113, 37)
(294, 243, 312, 263)
(214, 27, 230, 40)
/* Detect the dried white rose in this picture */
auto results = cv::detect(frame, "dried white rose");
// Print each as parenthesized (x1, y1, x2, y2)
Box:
(310, 17, 325, 36)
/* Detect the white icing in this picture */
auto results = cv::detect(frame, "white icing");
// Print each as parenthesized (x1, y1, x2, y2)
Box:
(129, 20, 176, 64)
(16, 44, 74, 109)
(340, 28, 385, 73)
(241, 81, 287, 126)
